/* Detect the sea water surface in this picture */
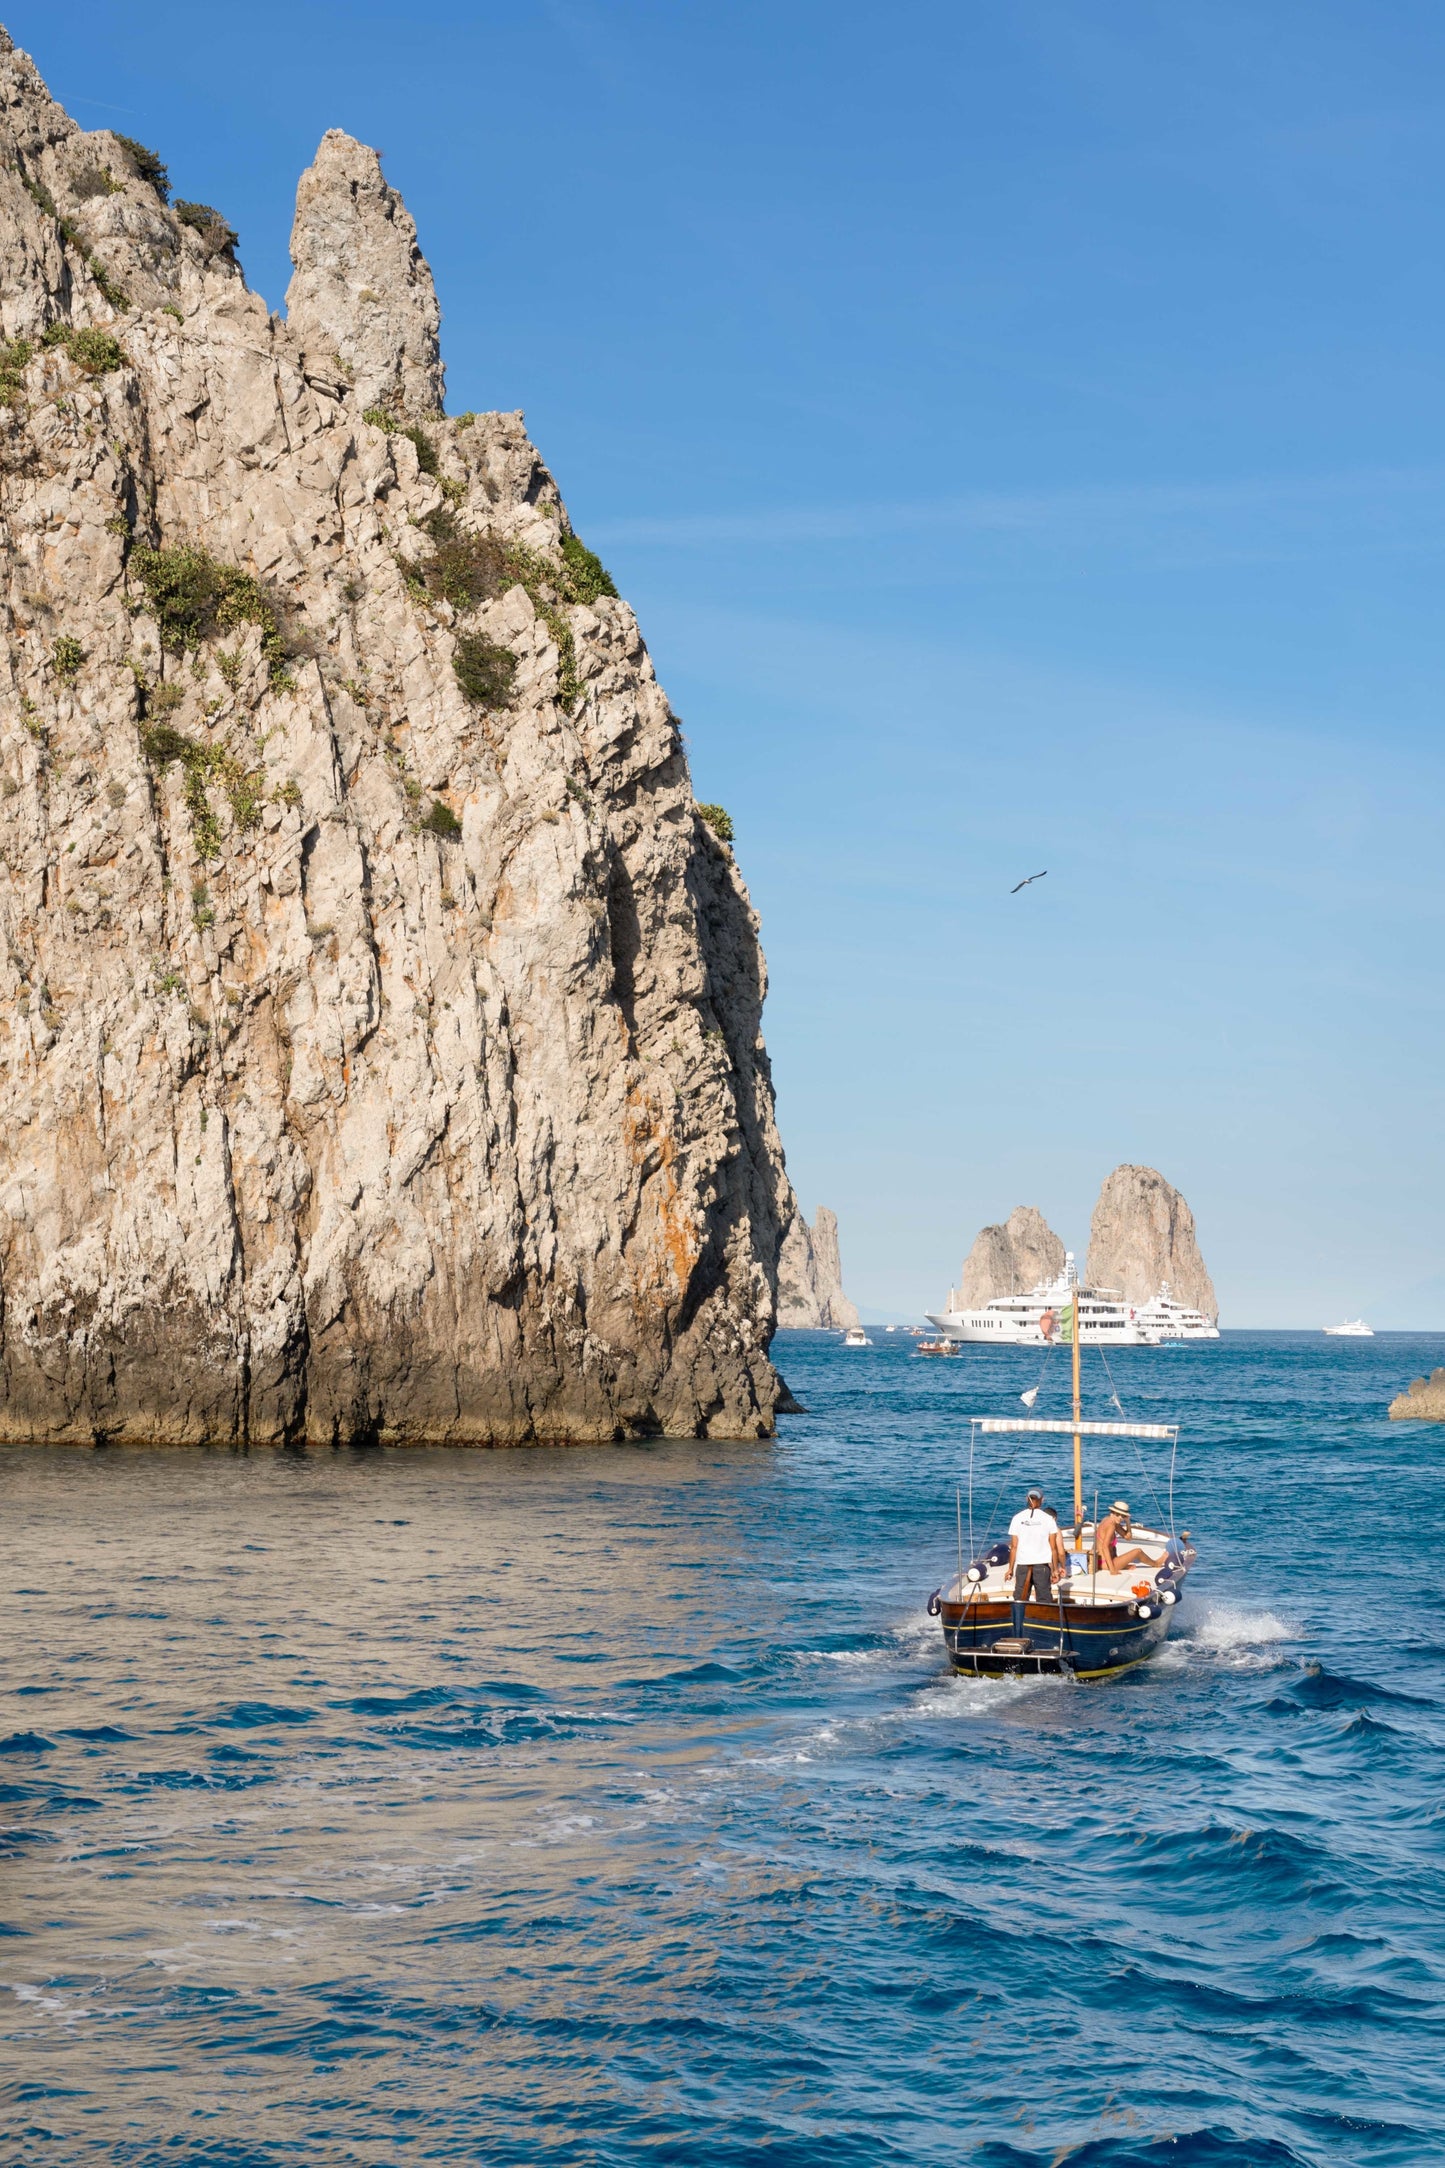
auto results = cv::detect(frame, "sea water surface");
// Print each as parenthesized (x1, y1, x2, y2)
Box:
(2, 1330, 1444, 2166)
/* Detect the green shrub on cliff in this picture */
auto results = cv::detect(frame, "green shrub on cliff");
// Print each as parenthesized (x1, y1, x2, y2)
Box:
(51, 636, 85, 683)
(175, 200, 239, 258)
(453, 633, 516, 710)
(558, 532, 618, 604)
(130, 544, 291, 685)
(421, 799, 462, 838)
(43, 324, 127, 374)
(0, 337, 33, 406)
(697, 803, 734, 843)
(115, 135, 170, 200)
(423, 509, 506, 611)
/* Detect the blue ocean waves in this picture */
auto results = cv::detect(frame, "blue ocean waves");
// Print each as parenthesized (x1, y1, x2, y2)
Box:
(1, 1329, 1443, 2163)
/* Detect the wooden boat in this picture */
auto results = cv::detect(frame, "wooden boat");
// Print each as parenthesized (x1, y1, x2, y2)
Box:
(927, 1293, 1196, 1680)
(915, 1337, 961, 1357)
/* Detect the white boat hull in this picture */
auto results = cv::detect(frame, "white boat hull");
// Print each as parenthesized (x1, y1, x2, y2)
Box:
(926, 1311, 1160, 1345)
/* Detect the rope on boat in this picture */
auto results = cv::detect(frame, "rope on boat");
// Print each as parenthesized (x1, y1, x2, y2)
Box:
(1097, 1344, 1171, 1534)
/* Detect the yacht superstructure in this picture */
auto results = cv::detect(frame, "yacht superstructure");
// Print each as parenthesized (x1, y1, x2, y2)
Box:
(926, 1254, 1161, 1346)
(1132, 1285, 1220, 1340)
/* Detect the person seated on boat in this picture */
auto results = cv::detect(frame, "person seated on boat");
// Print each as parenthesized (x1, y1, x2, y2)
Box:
(1095, 1500, 1165, 1576)
(1007, 1487, 1060, 1634)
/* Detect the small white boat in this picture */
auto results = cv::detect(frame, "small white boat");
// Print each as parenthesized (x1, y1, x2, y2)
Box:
(842, 1326, 873, 1348)
(1324, 1319, 1374, 1337)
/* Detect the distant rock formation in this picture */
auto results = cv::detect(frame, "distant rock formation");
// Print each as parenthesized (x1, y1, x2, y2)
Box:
(1084, 1166, 1217, 1321)
(1389, 1371, 1445, 1421)
(777, 1206, 860, 1330)
(956, 1206, 1065, 1308)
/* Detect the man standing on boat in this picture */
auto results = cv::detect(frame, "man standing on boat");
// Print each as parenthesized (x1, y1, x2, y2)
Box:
(1006, 1487, 1060, 1637)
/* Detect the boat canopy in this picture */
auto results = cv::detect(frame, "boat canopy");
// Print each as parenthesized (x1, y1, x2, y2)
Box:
(971, 1417, 1178, 1441)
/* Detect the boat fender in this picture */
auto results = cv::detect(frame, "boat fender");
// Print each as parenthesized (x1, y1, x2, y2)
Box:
(1160, 1589, 1178, 1606)
(986, 1541, 1010, 1566)
(1136, 1602, 1156, 1619)
(965, 1562, 987, 1583)
(926, 1588, 942, 1616)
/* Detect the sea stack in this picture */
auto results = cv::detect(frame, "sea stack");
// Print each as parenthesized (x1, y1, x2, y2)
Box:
(957, 1206, 1064, 1307)
(1389, 1372, 1445, 1422)
(776, 1206, 861, 1330)
(0, 32, 796, 1444)
(1084, 1166, 1217, 1320)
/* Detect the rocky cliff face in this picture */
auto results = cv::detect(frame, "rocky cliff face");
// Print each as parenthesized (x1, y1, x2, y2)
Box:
(0, 32, 795, 1445)
(956, 1206, 1064, 1307)
(776, 1205, 859, 1330)
(1389, 1371, 1445, 1422)
(1084, 1166, 1217, 1320)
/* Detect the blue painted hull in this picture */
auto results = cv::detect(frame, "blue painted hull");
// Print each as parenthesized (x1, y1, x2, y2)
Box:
(939, 1592, 1175, 1680)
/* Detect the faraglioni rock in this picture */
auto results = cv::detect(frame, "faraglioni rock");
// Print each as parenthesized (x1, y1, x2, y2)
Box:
(1084, 1166, 1217, 1321)
(1389, 1371, 1445, 1422)
(776, 1206, 860, 1330)
(957, 1206, 1064, 1307)
(0, 32, 797, 1445)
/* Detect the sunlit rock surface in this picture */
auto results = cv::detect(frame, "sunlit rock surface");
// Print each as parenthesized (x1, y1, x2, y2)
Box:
(0, 29, 794, 1444)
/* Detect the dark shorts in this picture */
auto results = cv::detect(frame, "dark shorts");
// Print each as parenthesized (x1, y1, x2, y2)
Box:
(1013, 1562, 1052, 1604)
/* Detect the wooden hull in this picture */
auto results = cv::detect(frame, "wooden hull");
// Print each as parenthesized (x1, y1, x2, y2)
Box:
(939, 1594, 1173, 1680)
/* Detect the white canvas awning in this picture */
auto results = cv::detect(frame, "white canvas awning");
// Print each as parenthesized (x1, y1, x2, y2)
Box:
(970, 1417, 1178, 1441)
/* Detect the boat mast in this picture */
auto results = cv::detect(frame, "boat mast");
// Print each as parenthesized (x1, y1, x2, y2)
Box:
(1071, 1263, 1083, 1542)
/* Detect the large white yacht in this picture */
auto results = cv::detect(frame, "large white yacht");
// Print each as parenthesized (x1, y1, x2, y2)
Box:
(926, 1254, 1162, 1346)
(1132, 1284, 1220, 1340)
(1324, 1319, 1374, 1337)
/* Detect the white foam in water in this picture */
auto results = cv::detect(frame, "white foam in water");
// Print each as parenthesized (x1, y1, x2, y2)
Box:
(1184, 1604, 1296, 1667)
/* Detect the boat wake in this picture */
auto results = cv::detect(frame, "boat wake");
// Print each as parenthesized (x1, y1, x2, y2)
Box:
(1160, 1604, 1296, 1670)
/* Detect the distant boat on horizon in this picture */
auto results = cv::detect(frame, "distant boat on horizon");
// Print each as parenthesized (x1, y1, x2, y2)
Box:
(1324, 1319, 1374, 1337)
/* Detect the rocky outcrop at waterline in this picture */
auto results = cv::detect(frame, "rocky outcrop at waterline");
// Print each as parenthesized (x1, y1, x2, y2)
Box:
(1084, 1166, 1217, 1322)
(776, 1205, 860, 1330)
(956, 1206, 1064, 1307)
(1389, 1371, 1445, 1422)
(0, 31, 796, 1445)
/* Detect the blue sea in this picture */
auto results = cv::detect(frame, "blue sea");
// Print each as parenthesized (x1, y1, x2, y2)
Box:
(3, 1330, 1444, 2166)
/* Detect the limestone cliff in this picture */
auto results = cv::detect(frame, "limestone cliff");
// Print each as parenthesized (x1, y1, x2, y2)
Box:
(1084, 1166, 1217, 1321)
(0, 33, 796, 1445)
(955, 1206, 1064, 1308)
(776, 1205, 859, 1330)
(1389, 1371, 1445, 1422)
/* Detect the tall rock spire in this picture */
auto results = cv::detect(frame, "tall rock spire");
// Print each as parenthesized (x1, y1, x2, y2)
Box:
(285, 129, 444, 415)
(958, 1205, 1064, 1307)
(1084, 1166, 1218, 1321)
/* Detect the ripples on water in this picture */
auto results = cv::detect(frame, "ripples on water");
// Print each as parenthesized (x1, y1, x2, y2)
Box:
(3, 1331, 1444, 2165)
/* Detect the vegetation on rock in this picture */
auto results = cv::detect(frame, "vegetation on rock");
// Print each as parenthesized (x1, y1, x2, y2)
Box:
(697, 803, 734, 843)
(42, 323, 127, 374)
(175, 200, 239, 258)
(51, 636, 85, 683)
(130, 544, 292, 686)
(453, 633, 516, 710)
(71, 164, 120, 200)
(558, 532, 618, 604)
(115, 135, 170, 200)
(421, 799, 462, 838)
(0, 336, 32, 406)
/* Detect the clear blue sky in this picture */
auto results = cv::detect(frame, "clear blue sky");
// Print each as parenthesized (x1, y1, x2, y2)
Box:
(29, 1, 1445, 1325)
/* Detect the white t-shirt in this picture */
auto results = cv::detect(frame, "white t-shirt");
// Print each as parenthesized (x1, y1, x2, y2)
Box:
(1009, 1507, 1057, 1566)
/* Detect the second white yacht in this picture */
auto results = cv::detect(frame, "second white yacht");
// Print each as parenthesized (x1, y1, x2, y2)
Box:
(1132, 1284, 1220, 1340)
(926, 1254, 1161, 1345)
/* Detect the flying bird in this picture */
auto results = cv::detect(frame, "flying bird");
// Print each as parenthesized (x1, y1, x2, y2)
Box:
(1010, 870, 1048, 893)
